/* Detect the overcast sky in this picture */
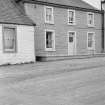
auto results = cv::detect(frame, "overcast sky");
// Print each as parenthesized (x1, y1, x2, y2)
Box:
(83, 0, 101, 9)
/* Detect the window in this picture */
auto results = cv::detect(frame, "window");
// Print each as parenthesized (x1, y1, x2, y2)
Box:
(45, 30, 55, 51)
(87, 12, 94, 27)
(68, 32, 75, 43)
(45, 6, 54, 24)
(68, 10, 75, 25)
(87, 32, 95, 49)
(3, 27, 16, 53)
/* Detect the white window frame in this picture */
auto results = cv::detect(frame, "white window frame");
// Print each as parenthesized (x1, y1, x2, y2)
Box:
(68, 31, 77, 55)
(87, 32, 95, 50)
(44, 6, 54, 24)
(45, 29, 55, 51)
(68, 9, 76, 25)
(2, 25, 17, 53)
(87, 12, 94, 27)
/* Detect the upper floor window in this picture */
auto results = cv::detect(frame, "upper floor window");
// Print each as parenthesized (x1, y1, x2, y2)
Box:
(87, 12, 94, 27)
(45, 6, 54, 24)
(68, 9, 75, 25)
(3, 27, 17, 53)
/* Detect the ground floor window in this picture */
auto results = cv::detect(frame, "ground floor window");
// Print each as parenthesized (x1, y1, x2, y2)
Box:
(87, 32, 95, 50)
(45, 29, 55, 51)
(3, 26, 17, 53)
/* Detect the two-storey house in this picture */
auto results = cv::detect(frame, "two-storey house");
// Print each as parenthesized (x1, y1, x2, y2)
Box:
(16, 0, 103, 61)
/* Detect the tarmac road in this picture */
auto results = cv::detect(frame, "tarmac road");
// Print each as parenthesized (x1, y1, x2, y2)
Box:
(0, 57, 105, 105)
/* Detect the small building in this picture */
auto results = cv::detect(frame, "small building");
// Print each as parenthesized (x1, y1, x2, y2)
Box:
(16, 0, 103, 61)
(0, 0, 36, 65)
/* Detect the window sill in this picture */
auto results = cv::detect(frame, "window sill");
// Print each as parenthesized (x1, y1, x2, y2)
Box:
(87, 24, 95, 28)
(87, 48, 95, 50)
(45, 21, 54, 25)
(3, 49, 16, 53)
(45, 48, 56, 52)
(68, 23, 76, 26)
(3, 51, 16, 53)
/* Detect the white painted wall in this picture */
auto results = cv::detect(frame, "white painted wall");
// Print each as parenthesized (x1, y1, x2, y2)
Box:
(0, 24, 35, 65)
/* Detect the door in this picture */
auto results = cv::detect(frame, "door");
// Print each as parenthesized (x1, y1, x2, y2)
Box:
(68, 31, 76, 55)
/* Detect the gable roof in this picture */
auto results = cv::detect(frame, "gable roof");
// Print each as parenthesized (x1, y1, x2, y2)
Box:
(36, 0, 96, 10)
(0, 0, 35, 26)
(20, 0, 101, 13)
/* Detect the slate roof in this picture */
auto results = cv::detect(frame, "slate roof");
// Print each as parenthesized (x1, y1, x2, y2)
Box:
(0, 0, 100, 26)
(35, 0, 97, 10)
(0, 0, 34, 26)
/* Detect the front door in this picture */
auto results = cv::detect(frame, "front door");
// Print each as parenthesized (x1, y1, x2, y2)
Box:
(68, 31, 76, 55)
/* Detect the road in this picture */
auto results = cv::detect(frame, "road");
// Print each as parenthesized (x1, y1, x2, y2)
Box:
(0, 58, 105, 105)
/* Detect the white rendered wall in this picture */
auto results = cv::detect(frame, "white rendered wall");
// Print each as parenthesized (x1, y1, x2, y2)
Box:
(0, 24, 35, 65)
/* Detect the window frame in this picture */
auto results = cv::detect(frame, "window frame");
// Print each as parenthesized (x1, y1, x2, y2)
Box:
(68, 9, 76, 25)
(44, 6, 54, 24)
(45, 29, 55, 51)
(87, 12, 94, 27)
(87, 32, 95, 50)
(2, 25, 17, 53)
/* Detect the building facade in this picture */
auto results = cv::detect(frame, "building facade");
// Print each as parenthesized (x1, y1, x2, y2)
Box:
(20, 0, 102, 61)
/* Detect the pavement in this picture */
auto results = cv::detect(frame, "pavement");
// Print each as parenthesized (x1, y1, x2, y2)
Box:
(1, 56, 105, 79)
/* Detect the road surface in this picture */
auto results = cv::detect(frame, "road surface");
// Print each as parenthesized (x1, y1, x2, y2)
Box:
(0, 57, 105, 105)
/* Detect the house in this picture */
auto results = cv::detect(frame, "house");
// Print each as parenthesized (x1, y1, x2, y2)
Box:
(16, 0, 103, 61)
(0, 0, 36, 65)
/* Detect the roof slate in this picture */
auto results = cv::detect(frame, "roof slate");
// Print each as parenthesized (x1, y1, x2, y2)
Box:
(32, 0, 97, 10)
(0, 0, 34, 26)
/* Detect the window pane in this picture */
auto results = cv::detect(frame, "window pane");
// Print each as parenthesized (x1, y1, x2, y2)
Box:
(69, 37, 73, 42)
(46, 31, 52, 48)
(68, 11, 74, 24)
(88, 40, 92, 47)
(46, 8, 52, 22)
(88, 33, 94, 48)
(88, 13, 93, 25)
(4, 27, 16, 51)
(69, 32, 74, 42)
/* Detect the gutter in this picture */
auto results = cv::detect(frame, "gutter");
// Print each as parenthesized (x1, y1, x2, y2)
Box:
(0, 21, 36, 26)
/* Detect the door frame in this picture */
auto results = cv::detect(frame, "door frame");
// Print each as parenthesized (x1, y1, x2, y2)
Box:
(68, 31, 77, 55)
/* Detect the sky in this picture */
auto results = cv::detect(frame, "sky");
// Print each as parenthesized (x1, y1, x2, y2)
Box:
(83, 0, 101, 9)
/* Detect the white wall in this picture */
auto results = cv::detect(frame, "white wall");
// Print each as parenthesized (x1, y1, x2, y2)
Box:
(0, 24, 35, 65)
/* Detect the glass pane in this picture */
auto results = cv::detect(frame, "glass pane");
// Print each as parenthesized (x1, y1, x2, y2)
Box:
(69, 32, 74, 43)
(88, 33, 93, 48)
(88, 14, 93, 25)
(88, 40, 92, 47)
(46, 8, 52, 22)
(4, 27, 15, 50)
(69, 37, 73, 42)
(46, 31, 52, 48)
(69, 11, 74, 23)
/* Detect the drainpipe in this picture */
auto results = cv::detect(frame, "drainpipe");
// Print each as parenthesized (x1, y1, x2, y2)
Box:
(101, 1, 104, 53)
